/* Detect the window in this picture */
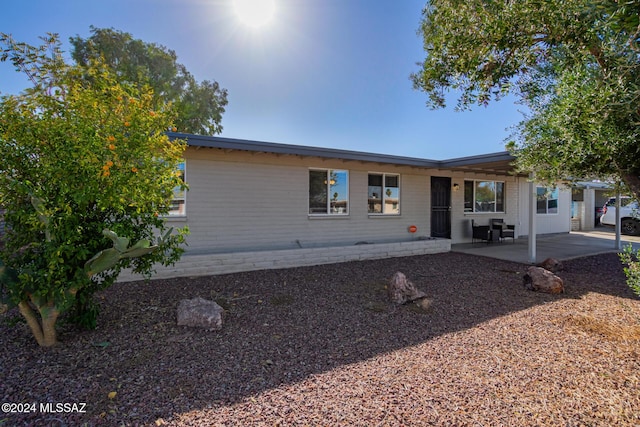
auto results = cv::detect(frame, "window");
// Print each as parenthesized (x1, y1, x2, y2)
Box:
(537, 187, 559, 214)
(168, 161, 186, 216)
(309, 169, 349, 215)
(368, 173, 400, 214)
(464, 180, 505, 213)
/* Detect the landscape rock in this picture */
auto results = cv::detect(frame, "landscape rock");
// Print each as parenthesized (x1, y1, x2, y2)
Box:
(177, 297, 225, 330)
(388, 271, 428, 304)
(537, 257, 563, 273)
(523, 266, 565, 294)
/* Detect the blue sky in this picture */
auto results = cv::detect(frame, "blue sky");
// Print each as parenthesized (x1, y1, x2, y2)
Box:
(0, 0, 524, 160)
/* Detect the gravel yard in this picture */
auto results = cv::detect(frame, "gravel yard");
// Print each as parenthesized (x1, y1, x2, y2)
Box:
(2, 251, 640, 426)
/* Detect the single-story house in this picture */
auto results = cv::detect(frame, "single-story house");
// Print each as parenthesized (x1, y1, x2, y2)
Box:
(119, 132, 572, 280)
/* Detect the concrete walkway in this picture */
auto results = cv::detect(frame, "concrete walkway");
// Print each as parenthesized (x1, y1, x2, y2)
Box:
(451, 228, 640, 264)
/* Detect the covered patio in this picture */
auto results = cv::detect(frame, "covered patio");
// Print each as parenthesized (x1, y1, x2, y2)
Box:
(452, 229, 640, 264)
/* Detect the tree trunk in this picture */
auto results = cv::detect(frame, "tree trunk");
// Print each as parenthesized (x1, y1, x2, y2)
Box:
(18, 300, 59, 347)
(621, 172, 640, 202)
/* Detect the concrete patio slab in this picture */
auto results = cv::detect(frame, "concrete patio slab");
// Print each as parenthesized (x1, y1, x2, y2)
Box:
(451, 228, 640, 264)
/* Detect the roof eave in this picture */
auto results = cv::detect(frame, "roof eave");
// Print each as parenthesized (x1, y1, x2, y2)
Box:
(170, 132, 440, 168)
(170, 132, 522, 174)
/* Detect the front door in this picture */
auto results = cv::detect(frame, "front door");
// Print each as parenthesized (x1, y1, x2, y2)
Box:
(431, 176, 451, 238)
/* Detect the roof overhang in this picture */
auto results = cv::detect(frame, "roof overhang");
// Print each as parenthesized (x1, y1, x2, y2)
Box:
(170, 132, 523, 176)
(440, 152, 525, 176)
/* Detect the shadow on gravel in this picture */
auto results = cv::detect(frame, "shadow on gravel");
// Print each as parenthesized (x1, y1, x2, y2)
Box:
(1, 251, 635, 426)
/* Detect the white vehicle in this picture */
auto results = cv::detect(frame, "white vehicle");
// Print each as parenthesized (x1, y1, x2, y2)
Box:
(600, 197, 640, 235)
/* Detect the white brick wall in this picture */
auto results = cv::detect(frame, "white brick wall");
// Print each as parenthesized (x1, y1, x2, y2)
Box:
(154, 147, 569, 270)
(517, 180, 572, 236)
(117, 238, 451, 281)
(168, 148, 437, 254)
(449, 172, 520, 242)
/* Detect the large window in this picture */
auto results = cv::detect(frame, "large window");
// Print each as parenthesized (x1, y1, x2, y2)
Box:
(368, 173, 400, 215)
(168, 161, 186, 216)
(309, 169, 349, 215)
(464, 180, 505, 213)
(537, 186, 559, 214)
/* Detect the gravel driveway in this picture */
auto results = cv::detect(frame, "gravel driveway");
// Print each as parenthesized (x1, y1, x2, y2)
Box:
(2, 252, 639, 426)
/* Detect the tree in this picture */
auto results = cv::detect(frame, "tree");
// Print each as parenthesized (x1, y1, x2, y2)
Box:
(412, 0, 640, 199)
(70, 26, 228, 135)
(0, 33, 188, 346)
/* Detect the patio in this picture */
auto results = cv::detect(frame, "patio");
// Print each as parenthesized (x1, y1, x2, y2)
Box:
(452, 228, 640, 264)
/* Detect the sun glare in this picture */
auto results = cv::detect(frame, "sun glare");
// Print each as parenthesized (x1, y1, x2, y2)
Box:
(233, 0, 276, 28)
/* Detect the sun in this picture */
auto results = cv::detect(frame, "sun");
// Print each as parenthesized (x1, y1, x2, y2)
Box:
(233, 0, 276, 28)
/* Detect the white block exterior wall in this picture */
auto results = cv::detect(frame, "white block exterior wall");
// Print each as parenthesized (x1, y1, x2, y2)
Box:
(166, 148, 563, 252)
(117, 238, 451, 281)
(138, 147, 574, 282)
(448, 171, 521, 242)
(167, 147, 439, 254)
(516, 180, 572, 236)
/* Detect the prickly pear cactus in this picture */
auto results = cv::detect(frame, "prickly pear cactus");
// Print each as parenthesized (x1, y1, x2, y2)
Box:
(84, 229, 158, 277)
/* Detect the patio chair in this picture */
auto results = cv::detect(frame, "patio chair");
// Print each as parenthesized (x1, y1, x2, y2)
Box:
(490, 218, 515, 243)
(471, 220, 492, 244)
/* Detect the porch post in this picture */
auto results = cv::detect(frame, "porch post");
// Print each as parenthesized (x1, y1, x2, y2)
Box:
(615, 190, 622, 250)
(528, 174, 537, 264)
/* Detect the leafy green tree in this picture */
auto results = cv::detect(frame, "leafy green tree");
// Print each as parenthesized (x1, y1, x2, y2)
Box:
(0, 33, 188, 347)
(619, 245, 640, 296)
(412, 0, 640, 198)
(70, 26, 228, 135)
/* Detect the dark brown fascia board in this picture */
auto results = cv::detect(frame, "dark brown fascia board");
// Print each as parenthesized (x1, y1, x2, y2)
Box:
(171, 132, 440, 168)
(170, 132, 516, 171)
(439, 151, 516, 168)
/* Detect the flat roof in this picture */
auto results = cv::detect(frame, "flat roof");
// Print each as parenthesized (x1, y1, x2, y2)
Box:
(170, 132, 521, 175)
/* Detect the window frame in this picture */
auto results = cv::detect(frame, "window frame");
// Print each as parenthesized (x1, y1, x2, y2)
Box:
(464, 179, 505, 213)
(367, 172, 401, 215)
(167, 161, 186, 217)
(308, 168, 349, 216)
(536, 186, 559, 215)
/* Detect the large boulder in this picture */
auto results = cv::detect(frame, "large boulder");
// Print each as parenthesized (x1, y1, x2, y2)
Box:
(177, 297, 225, 330)
(523, 266, 564, 294)
(537, 257, 563, 273)
(388, 271, 428, 304)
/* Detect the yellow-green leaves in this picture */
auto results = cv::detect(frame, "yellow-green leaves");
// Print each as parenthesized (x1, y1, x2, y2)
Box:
(0, 33, 188, 346)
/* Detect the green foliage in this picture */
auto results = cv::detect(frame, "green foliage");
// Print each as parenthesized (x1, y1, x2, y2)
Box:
(71, 227, 180, 329)
(619, 245, 640, 298)
(65, 294, 100, 330)
(65, 228, 163, 329)
(84, 229, 158, 277)
(0, 33, 188, 345)
(0, 258, 18, 309)
(70, 26, 228, 135)
(413, 0, 640, 199)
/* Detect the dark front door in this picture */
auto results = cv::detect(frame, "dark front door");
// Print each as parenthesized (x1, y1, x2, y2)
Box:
(431, 177, 451, 238)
